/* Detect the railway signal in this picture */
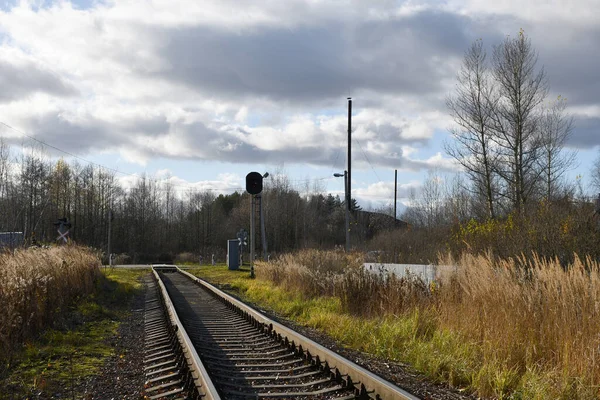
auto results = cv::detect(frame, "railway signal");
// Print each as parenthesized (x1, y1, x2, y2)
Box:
(246, 172, 268, 278)
(246, 172, 263, 195)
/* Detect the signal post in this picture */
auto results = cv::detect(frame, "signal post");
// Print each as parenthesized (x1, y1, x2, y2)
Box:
(245, 172, 264, 278)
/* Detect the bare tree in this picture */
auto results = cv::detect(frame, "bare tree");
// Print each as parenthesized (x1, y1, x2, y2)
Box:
(402, 170, 446, 228)
(591, 151, 600, 194)
(490, 30, 548, 213)
(446, 39, 498, 219)
(18, 146, 51, 240)
(0, 138, 11, 230)
(0, 139, 10, 200)
(443, 174, 472, 223)
(401, 187, 424, 227)
(538, 96, 576, 200)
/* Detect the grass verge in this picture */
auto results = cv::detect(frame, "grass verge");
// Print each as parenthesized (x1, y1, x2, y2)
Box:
(186, 252, 600, 400)
(0, 267, 149, 399)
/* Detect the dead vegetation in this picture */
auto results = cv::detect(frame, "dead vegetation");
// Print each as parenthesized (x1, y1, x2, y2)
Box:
(259, 249, 600, 398)
(0, 245, 101, 372)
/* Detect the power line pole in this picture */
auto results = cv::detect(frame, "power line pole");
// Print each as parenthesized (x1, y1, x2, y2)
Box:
(394, 169, 398, 223)
(346, 97, 352, 251)
(347, 97, 352, 210)
(344, 171, 350, 252)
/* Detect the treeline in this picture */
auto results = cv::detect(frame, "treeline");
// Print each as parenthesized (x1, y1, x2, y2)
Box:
(0, 142, 370, 261)
(7, 137, 598, 266)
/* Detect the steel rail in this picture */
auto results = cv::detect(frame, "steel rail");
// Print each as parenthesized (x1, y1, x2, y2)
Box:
(144, 275, 192, 399)
(152, 267, 221, 400)
(175, 267, 420, 400)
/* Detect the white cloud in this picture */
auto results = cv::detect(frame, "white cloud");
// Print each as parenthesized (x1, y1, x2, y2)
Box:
(0, 0, 598, 181)
(355, 180, 422, 200)
(420, 152, 460, 171)
(570, 105, 600, 119)
(448, 0, 600, 25)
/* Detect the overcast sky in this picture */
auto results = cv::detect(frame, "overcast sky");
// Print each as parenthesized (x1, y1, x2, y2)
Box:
(0, 0, 598, 212)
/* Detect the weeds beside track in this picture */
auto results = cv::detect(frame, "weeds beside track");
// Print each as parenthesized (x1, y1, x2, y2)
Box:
(190, 250, 600, 399)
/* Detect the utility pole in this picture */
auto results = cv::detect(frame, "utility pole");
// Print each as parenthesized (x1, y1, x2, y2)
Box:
(344, 171, 350, 252)
(394, 169, 398, 223)
(347, 98, 352, 210)
(346, 97, 352, 251)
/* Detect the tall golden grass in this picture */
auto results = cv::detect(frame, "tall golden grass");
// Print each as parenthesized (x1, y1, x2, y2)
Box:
(438, 252, 600, 397)
(0, 245, 100, 370)
(258, 250, 600, 398)
(258, 250, 432, 316)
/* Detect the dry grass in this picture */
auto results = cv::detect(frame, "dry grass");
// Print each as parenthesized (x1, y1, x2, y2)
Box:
(258, 249, 357, 298)
(0, 245, 101, 371)
(258, 250, 432, 317)
(436, 252, 600, 397)
(259, 249, 600, 398)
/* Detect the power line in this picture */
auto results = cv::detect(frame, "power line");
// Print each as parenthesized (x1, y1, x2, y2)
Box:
(278, 175, 336, 184)
(353, 137, 382, 183)
(0, 121, 342, 193)
(0, 121, 141, 180)
(0, 121, 250, 192)
(329, 147, 343, 176)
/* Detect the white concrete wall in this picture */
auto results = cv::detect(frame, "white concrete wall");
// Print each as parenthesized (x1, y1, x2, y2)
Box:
(363, 263, 456, 285)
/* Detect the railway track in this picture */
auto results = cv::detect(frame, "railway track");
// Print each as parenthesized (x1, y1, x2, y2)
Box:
(144, 266, 420, 399)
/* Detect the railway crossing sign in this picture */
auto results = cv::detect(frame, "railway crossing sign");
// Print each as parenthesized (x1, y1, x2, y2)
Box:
(54, 217, 71, 243)
(237, 229, 248, 246)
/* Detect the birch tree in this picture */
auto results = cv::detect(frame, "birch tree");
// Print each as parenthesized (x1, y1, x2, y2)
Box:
(490, 30, 548, 213)
(446, 39, 498, 218)
(538, 96, 576, 200)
